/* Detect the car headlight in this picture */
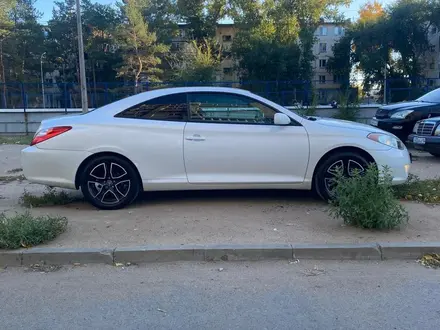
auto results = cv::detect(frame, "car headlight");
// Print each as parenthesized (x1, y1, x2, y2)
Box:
(367, 133, 404, 149)
(390, 110, 414, 119)
(435, 125, 440, 136)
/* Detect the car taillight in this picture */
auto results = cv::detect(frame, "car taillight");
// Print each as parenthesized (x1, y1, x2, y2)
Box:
(31, 126, 72, 146)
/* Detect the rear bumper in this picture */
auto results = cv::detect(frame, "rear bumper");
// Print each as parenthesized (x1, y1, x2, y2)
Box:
(21, 146, 91, 189)
(370, 117, 414, 141)
(408, 134, 440, 153)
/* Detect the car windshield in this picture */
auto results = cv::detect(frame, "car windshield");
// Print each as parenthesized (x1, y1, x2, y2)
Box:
(416, 88, 440, 103)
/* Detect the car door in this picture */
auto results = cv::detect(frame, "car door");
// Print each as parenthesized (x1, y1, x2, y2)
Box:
(183, 91, 309, 184)
(113, 93, 188, 185)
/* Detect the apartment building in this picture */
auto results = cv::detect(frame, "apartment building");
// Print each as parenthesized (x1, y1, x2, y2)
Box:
(421, 26, 440, 86)
(312, 22, 345, 87)
(215, 24, 238, 81)
(173, 23, 238, 81)
(174, 22, 346, 87)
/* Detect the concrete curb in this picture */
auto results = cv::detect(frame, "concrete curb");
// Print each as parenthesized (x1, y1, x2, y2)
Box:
(1, 242, 440, 267)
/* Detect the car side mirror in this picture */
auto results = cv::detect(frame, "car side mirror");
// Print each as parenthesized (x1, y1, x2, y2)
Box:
(274, 113, 291, 125)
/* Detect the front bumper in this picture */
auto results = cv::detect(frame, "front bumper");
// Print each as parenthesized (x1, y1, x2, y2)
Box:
(408, 134, 440, 154)
(369, 147, 411, 185)
(21, 146, 91, 189)
(370, 117, 414, 141)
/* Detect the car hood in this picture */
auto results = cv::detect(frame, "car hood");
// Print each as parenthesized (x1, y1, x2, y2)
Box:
(311, 116, 386, 133)
(379, 101, 435, 111)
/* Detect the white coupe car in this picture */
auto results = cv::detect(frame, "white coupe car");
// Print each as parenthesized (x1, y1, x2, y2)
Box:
(21, 87, 411, 210)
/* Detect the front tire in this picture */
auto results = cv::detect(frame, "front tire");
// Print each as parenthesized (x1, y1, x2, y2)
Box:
(314, 151, 373, 202)
(80, 155, 140, 210)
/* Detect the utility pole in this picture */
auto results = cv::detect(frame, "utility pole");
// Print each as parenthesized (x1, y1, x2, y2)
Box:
(75, 0, 88, 113)
(40, 52, 46, 108)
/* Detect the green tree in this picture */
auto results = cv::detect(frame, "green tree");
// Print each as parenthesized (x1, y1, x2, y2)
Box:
(387, 0, 433, 81)
(45, 0, 79, 82)
(231, 0, 350, 83)
(117, 0, 169, 87)
(142, 0, 179, 44)
(326, 32, 353, 90)
(328, 0, 437, 93)
(0, 0, 16, 104)
(5, 0, 45, 82)
(170, 38, 221, 82)
(82, 0, 122, 83)
(177, 0, 227, 41)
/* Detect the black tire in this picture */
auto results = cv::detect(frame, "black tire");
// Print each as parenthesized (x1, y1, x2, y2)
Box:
(314, 151, 373, 202)
(429, 152, 440, 158)
(80, 155, 140, 210)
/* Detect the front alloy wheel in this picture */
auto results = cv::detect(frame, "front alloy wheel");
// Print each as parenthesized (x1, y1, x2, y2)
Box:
(81, 156, 140, 210)
(314, 152, 372, 202)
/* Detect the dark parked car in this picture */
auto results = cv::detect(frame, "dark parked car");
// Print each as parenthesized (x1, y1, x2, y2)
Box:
(408, 117, 440, 157)
(370, 88, 440, 141)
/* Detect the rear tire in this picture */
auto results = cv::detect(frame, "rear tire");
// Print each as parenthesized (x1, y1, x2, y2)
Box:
(80, 155, 140, 210)
(314, 151, 373, 202)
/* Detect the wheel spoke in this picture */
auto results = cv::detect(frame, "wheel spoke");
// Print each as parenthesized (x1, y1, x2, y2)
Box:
(114, 179, 131, 198)
(326, 160, 344, 176)
(87, 181, 104, 198)
(110, 163, 128, 180)
(90, 163, 107, 180)
(347, 160, 365, 177)
(323, 158, 369, 197)
(100, 189, 120, 204)
(324, 177, 337, 195)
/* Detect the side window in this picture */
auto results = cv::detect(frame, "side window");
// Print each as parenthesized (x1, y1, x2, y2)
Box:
(115, 93, 188, 121)
(187, 92, 278, 124)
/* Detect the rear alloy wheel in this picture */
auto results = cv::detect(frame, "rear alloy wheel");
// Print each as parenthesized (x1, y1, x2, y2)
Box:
(80, 156, 140, 210)
(314, 152, 373, 202)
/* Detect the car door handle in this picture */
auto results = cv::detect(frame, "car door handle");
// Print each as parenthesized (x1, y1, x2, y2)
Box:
(185, 134, 205, 141)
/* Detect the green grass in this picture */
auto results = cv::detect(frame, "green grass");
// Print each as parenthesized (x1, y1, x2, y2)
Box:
(0, 211, 67, 249)
(393, 174, 440, 204)
(20, 187, 79, 208)
(0, 135, 33, 145)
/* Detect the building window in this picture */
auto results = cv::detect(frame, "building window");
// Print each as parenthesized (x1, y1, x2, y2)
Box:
(222, 35, 232, 42)
(430, 45, 436, 52)
(334, 27, 344, 36)
(319, 43, 327, 53)
(319, 75, 326, 84)
(319, 27, 327, 36)
(432, 27, 437, 34)
(430, 63, 435, 69)
(319, 59, 327, 68)
(223, 67, 232, 74)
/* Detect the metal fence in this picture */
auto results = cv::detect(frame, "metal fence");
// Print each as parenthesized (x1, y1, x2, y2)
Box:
(0, 78, 438, 110)
(386, 77, 440, 103)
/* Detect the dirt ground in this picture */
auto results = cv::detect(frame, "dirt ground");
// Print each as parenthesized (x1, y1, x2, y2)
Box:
(1, 144, 440, 249)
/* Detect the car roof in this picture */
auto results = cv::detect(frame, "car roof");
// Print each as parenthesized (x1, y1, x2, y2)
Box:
(90, 86, 257, 116)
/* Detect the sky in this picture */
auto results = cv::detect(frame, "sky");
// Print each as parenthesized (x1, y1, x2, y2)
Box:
(35, 0, 395, 24)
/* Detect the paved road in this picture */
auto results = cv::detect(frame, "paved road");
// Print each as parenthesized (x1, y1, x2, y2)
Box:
(1, 260, 440, 330)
